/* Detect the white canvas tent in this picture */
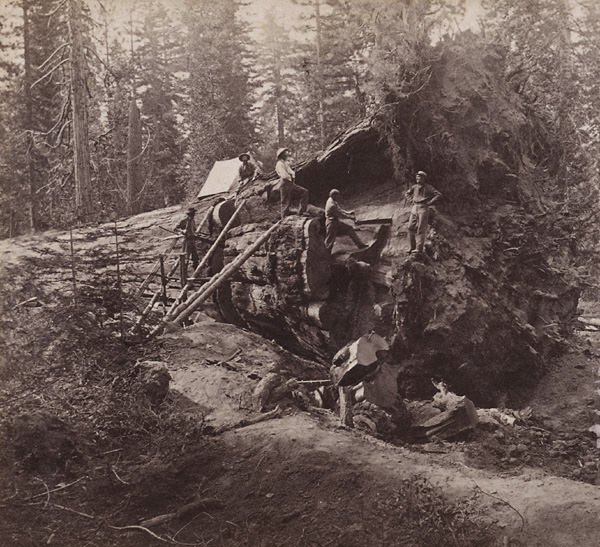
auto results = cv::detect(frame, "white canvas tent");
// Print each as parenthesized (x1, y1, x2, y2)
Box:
(196, 158, 242, 199)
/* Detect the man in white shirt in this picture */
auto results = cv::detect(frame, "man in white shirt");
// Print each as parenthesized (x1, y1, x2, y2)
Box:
(324, 189, 366, 252)
(275, 148, 308, 216)
(406, 170, 442, 254)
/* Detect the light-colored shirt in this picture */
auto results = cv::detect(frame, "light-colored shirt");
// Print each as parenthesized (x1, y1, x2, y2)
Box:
(406, 183, 441, 206)
(325, 197, 352, 220)
(275, 158, 295, 183)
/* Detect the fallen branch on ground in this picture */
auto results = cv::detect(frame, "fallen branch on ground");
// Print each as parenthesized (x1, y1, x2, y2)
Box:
(29, 476, 85, 500)
(50, 502, 94, 519)
(214, 405, 282, 434)
(139, 497, 223, 528)
(208, 348, 242, 371)
(108, 524, 201, 545)
(468, 476, 526, 533)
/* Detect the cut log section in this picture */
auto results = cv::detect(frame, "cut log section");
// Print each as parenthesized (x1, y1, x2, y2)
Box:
(220, 215, 335, 358)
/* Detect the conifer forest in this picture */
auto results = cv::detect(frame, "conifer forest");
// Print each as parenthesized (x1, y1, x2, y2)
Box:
(1, 2, 600, 546)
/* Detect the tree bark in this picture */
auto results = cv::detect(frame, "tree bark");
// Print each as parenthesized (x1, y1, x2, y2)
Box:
(314, 0, 325, 149)
(67, 0, 93, 220)
(22, 0, 36, 232)
(272, 38, 285, 148)
(127, 98, 142, 215)
(223, 216, 334, 359)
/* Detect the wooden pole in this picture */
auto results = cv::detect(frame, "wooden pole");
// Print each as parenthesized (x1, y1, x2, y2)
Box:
(159, 255, 167, 307)
(151, 221, 281, 336)
(166, 200, 245, 316)
(136, 238, 178, 296)
(170, 221, 281, 323)
(114, 219, 124, 339)
(136, 207, 212, 297)
(179, 253, 187, 287)
(133, 256, 181, 333)
(69, 226, 77, 301)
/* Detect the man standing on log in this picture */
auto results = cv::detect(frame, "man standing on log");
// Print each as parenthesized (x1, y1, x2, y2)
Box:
(325, 189, 367, 252)
(175, 207, 199, 269)
(406, 171, 442, 254)
(275, 147, 308, 216)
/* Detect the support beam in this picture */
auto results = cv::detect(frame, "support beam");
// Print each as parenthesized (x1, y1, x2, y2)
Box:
(151, 221, 281, 336)
(166, 200, 244, 315)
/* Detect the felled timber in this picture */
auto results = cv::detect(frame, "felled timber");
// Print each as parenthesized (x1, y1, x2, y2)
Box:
(223, 215, 335, 358)
(411, 398, 478, 441)
(215, 41, 582, 407)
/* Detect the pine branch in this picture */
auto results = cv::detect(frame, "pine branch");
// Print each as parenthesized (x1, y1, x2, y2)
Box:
(35, 169, 73, 194)
(84, 46, 118, 79)
(38, 95, 71, 138)
(31, 58, 70, 89)
(41, 120, 71, 150)
(42, 0, 67, 19)
(37, 43, 70, 71)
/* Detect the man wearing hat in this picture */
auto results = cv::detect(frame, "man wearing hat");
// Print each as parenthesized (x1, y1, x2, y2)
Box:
(275, 147, 308, 216)
(175, 207, 199, 269)
(236, 152, 256, 192)
(406, 170, 442, 254)
(324, 189, 367, 252)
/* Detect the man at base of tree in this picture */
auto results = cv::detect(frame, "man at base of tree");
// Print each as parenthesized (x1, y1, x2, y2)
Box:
(274, 147, 308, 216)
(324, 189, 367, 252)
(406, 170, 442, 254)
(175, 207, 199, 269)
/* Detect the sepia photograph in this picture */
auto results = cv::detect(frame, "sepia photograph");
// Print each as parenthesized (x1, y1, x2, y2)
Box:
(0, 0, 598, 545)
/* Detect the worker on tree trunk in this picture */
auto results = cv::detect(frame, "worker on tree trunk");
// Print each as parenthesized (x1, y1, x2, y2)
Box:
(324, 188, 367, 252)
(175, 207, 199, 269)
(235, 152, 257, 194)
(275, 147, 308, 216)
(406, 171, 442, 254)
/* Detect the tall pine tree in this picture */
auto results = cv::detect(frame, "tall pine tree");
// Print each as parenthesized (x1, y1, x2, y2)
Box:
(183, 0, 254, 195)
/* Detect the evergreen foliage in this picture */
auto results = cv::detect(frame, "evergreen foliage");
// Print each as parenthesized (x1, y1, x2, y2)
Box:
(0, 0, 598, 255)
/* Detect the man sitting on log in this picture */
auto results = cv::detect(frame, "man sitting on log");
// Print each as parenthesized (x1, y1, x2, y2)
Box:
(235, 152, 257, 194)
(175, 207, 199, 270)
(324, 189, 367, 252)
(406, 170, 442, 254)
(275, 147, 309, 216)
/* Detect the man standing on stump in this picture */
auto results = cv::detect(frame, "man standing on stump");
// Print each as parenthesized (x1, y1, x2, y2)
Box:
(175, 207, 199, 269)
(275, 147, 308, 216)
(406, 171, 442, 254)
(325, 189, 367, 252)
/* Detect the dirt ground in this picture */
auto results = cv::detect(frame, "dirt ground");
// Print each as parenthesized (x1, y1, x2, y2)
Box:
(1, 209, 599, 547)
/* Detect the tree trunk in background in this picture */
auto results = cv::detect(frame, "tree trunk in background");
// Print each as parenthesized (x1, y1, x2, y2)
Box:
(127, 98, 142, 215)
(67, 0, 93, 220)
(272, 36, 285, 148)
(22, 0, 36, 233)
(314, 0, 325, 149)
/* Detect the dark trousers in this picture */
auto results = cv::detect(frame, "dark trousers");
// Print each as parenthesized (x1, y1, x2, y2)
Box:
(407, 205, 430, 251)
(325, 218, 364, 251)
(280, 180, 308, 215)
(183, 238, 199, 269)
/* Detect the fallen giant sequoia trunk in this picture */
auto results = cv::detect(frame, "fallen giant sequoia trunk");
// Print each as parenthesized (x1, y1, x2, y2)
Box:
(222, 215, 334, 360)
(210, 40, 580, 406)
